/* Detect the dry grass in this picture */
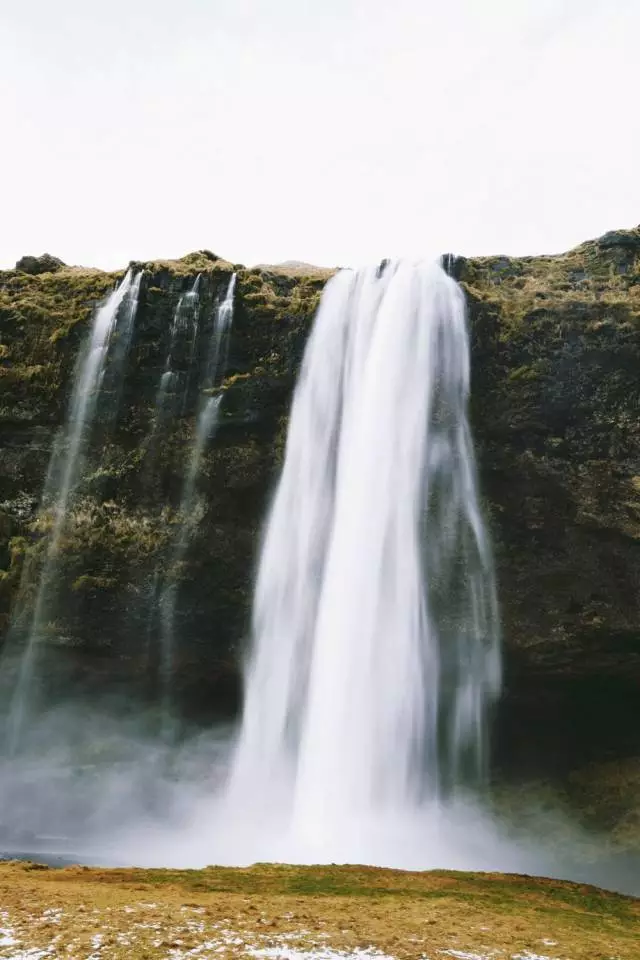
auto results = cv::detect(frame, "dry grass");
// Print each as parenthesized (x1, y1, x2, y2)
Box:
(251, 262, 337, 280)
(0, 862, 637, 959)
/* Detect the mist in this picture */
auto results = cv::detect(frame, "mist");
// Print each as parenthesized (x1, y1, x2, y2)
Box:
(0, 699, 637, 900)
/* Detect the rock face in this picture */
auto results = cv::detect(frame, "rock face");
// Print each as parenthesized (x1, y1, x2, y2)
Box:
(0, 256, 329, 719)
(454, 234, 640, 775)
(0, 232, 638, 833)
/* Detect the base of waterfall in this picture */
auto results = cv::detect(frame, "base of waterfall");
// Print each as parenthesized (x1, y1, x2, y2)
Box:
(1, 719, 638, 899)
(107, 790, 538, 873)
(88, 789, 639, 900)
(0, 861, 636, 960)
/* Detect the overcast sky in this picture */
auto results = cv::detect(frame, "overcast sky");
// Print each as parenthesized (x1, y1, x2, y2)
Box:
(1, 0, 638, 269)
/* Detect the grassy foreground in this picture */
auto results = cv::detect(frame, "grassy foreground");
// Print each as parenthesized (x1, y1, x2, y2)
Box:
(0, 862, 637, 959)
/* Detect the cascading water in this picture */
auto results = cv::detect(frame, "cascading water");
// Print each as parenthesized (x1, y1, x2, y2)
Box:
(157, 273, 236, 731)
(143, 276, 202, 486)
(181, 276, 203, 414)
(99, 270, 142, 424)
(223, 259, 500, 864)
(4, 269, 142, 754)
(154, 275, 201, 420)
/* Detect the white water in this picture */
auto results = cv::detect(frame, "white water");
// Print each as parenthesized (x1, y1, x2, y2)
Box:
(100, 269, 143, 423)
(222, 259, 501, 861)
(44, 269, 140, 542)
(154, 275, 201, 418)
(158, 273, 236, 731)
(6, 269, 141, 753)
(144, 276, 201, 483)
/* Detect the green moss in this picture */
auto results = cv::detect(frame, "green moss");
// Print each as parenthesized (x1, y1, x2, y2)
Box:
(0, 267, 117, 414)
(0, 535, 29, 630)
(507, 364, 544, 382)
(0, 363, 47, 381)
(71, 574, 118, 593)
(135, 253, 235, 278)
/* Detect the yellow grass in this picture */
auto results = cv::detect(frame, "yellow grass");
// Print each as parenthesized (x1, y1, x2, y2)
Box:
(0, 862, 637, 959)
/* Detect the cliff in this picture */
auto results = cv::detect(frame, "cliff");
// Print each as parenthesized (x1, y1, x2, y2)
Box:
(0, 232, 638, 839)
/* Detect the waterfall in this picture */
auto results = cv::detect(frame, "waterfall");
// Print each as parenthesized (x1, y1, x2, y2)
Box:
(99, 270, 142, 424)
(154, 275, 201, 419)
(5, 269, 141, 754)
(225, 260, 500, 861)
(181, 276, 203, 414)
(158, 273, 236, 732)
(144, 276, 202, 481)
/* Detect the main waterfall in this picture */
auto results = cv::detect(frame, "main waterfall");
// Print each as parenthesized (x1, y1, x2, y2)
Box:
(223, 259, 501, 863)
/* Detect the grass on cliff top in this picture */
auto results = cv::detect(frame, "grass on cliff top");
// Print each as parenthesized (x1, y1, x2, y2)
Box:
(460, 228, 640, 320)
(134, 251, 237, 277)
(0, 861, 637, 959)
(252, 260, 337, 280)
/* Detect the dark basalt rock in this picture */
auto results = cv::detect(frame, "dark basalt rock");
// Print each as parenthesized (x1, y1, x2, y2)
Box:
(598, 228, 640, 250)
(15, 254, 66, 275)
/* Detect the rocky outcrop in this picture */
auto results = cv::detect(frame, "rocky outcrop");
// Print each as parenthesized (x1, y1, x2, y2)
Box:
(0, 232, 638, 832)
(15, 254, 66, 275)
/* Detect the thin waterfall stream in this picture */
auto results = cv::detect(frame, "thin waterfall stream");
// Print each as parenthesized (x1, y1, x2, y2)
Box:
(157, 273, 236, 733)
(4, 270, 142, 754)
(142, 275, 202, 494)
(154, 275, 201, 427)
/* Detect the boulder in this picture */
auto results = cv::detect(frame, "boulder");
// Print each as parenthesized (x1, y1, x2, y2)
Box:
(15, 254, 66, 275)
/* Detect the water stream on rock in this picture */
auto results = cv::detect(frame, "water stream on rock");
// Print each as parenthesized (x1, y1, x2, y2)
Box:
(5, 270, 142, 754)
(142, 274, 202, 496)
(221, 259, 501, 863)
(153, 275, 201, 428)
(157, 273, 236, 735)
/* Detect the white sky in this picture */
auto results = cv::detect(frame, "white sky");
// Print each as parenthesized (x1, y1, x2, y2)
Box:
(1, 0, 638, 269)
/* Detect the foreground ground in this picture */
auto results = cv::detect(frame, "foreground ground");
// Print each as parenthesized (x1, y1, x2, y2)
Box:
(0, 862, 637, 960)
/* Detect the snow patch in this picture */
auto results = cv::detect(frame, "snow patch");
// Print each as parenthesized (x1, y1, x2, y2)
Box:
(0, 929, 19, 948)
(512, 954, 561, 960)
(247, 948, 398, 960)
(440, 951, 499, 960)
